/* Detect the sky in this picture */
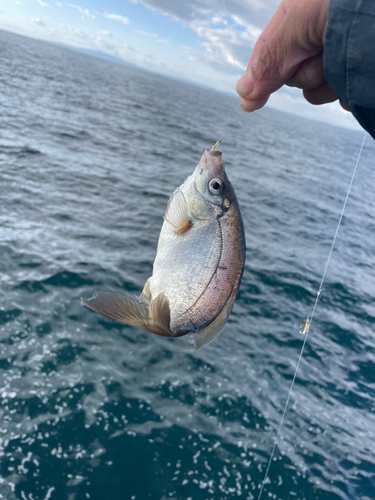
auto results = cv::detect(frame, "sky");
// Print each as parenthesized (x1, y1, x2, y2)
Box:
(0, 0, 361, 131)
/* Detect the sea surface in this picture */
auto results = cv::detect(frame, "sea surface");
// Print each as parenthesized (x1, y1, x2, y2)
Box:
(1, 29, 375, 500)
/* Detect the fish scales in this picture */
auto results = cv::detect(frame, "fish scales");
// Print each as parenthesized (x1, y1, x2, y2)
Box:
(83, 148, 246, 350)
(152, 219, 223, 331)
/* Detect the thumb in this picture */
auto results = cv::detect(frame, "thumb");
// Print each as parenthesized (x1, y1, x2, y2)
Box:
(236, 1, 325, 111)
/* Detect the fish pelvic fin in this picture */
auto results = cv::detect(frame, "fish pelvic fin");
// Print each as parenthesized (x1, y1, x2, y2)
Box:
(82, 291, 173, 337)
(140, 277, 152, 305)
(164, 187, 191, 233)
(149, 293, 171, 336)
(194, 293, 236, 350)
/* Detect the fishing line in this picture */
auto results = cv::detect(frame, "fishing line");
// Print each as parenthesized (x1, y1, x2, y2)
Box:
(219, 0, 240, 143)
(257, 132, 367, 500)
(215, 3, 367, 495)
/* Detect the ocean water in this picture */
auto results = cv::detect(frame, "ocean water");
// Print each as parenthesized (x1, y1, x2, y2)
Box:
(1, 28, 375, 500)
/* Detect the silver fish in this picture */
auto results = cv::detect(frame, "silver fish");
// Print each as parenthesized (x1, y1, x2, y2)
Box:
(83, 147, 245, 349)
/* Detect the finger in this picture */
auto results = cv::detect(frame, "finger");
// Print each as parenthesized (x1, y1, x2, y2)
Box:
(239, 95, 269, 113)
(237, 0, 331, 109)
(247, 0, 288, 68)
(303, 83, 341, 105)
(285, 52, 325, 90)
(237, 13, 317, 102)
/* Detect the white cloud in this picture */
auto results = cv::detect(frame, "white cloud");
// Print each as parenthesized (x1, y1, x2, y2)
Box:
(33, 17, 46, 27)
(74, 28, 87, 39)
(91, 35, 115, 50)
(46, 22, 167, 73)
(132, 0, 276, 28)
(157, 38, 171, 45)
(137, 30, 157, 38)
(126, 1, 272, 78)
(59, 22, 90, 41)
(96, 9, 129, 25)
(124, 0, 362, 132)
(52, 23, 126, 59)
(126, 48, 164, 68)
(181, 17, 262, 80)
(0, 0, 360, 134)
(135, 29, 170, 45)
(68, 3, 95, 19)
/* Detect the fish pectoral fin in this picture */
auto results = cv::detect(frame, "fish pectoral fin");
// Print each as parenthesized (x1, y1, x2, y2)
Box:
(164, 187, 190, 233)
(194, 294, 236, 350)
(82, 291, 173, 337)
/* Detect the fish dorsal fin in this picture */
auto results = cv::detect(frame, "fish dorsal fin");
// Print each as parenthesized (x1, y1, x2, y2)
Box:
(82, 291, 172, 337)
(194, 294, 236, 350)
(164, 187, 190, 233)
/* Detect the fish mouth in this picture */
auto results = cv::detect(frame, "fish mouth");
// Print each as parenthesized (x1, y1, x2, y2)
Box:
(199, 148, 224, 171)
(207, 149, 222, 158)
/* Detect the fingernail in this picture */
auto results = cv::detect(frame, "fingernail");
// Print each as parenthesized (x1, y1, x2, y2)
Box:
(236, 71, 254, 98)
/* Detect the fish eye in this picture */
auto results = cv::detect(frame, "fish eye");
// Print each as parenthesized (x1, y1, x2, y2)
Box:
(209, 178, 224, 194)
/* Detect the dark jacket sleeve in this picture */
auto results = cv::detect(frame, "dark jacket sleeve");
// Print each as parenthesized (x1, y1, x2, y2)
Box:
(324, 0, 375, 139)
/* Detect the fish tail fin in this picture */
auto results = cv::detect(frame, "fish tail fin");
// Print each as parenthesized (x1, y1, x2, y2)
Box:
(82, 291, 172, 337)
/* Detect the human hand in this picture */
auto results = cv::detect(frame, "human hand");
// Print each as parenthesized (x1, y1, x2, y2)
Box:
(236, 0, 350, 112)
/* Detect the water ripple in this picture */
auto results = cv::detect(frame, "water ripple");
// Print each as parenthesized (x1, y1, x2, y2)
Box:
(1, 28, 375, 500)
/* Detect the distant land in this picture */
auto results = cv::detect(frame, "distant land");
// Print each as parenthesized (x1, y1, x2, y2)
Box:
(52, 41, 234, 97)
(0, 27, 361, 133)
(51, 41, 145, 72)
(51, 40, 362, 135)
(0, 26, 233, 98)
